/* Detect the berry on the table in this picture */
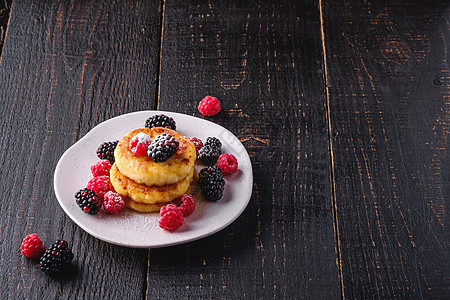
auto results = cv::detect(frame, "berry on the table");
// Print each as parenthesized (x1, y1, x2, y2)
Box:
(129, 132, 152, 156)
(86, 175, 113, 199)
(90, 159, 112, 177)
(215, 153, 238, 175)
(40, 240, 74, 273)
(145, 114, 176, 130)
(96, 141, 119, 164)
(147, 134, 179, 162)
(20, 233, 45, 259)
(189, 137, 203, 154)
(159, 204, 184, 231)
(198, 145, 221, 166)
(103, 191, 126, 214)
(204, 137, 222, 149)
(198, 166, 225, 201)
(198, 96, 221, 116)
(75, 188, 102, 215)
(178, 194, 195, 217)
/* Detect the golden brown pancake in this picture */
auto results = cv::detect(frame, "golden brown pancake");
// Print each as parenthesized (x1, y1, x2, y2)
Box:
(114, 127, 196, 186)
(110, 164, 195, 204)
(125, 198, 165, 213)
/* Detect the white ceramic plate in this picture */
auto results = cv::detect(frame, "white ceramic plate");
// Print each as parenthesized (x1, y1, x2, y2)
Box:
(54, 111, 253, 248)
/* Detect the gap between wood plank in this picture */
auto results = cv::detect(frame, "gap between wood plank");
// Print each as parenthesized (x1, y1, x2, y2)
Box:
(318, 0, 344, 298)
(152, 0, 165, 111)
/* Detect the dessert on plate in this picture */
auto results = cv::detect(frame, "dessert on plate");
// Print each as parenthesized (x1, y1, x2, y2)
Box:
(110, 127, 197, 212)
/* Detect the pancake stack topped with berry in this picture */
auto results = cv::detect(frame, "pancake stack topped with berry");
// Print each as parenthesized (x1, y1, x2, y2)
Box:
(110, 126, 197, 212)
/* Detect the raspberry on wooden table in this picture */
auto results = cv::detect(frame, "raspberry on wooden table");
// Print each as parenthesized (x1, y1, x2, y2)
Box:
(20, 233, 45, 259)
(198, 96, 221, 116)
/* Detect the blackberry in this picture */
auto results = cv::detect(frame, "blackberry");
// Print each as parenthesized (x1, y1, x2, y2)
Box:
(198, 145, 221, 166)
(147, 134, 179, 162)
(74, 188, 102, 215)
(204, 137, 222, 149)
(145, 114, 176, 130)
(96, 140, 119, 164)
(40, 240, 74, 273)
(198, 166, 225, 201)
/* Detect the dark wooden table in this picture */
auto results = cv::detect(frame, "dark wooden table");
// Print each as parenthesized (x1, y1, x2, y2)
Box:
(1, 0, 448, 299)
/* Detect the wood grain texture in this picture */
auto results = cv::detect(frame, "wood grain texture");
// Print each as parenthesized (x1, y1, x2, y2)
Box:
(322, 0, 450, 298)
(0, 0, 159, 299)
(146, 0, 340, 298)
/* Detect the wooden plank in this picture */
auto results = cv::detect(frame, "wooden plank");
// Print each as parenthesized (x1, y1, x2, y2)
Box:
(0, 1, 160, 299)
(147, 0, 340, 298)
(322, 0, 450, 298)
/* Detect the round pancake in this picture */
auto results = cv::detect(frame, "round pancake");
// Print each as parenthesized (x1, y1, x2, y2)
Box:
(114, 127, 196, 186)
(125, 198, 165, 213)
(110, 164, 195, 204)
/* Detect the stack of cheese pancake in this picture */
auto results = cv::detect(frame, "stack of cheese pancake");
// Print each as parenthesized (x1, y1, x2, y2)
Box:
(110, 127, 197, 212)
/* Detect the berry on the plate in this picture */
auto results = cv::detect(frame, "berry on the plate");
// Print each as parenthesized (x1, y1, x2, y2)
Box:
(159, 204, 184, 231)
(147, 134, 179, 162)
(96, 141, 119, 164)
(204, 137, 222, 149)
(198, 96, 221, 116)
(189, 137, 203, 154)
(178, 194, 195, 217)
(20, 233, 45, 259)
(86, 175, 113, 199)
(103, 191, 126, 214)
(198, 145, 221, 166)
(75, 188, 102, 215)
(215, 153, 238, 175)
(145, 114, 176, 130)
(90, 159, 112, 177)
(198, 166, 225, 201)
(40, 240, 74, 273)
(129, 132, 152, 156)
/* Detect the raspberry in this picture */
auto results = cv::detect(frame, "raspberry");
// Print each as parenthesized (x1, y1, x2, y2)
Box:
(74, 188, 102, 215)
(198, 166, 225, 201)
(129, 132, 152, 156)
(86, 175, 113, 199)
(189, 137, 203, 154)
(103, 191, 126, 214)
(40, 240, 74, 273)
(215, 153, 238, 175)
(96, 141, 119, 164)
(145, 114, 176, 130)
(159, 204, 184, 231)
(20, 233, 45, 259)
(147, 134, 179, 162)
(90, 159, 112, 177)
(198, 96, 221, 116)
(178, 194, 195, 217)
